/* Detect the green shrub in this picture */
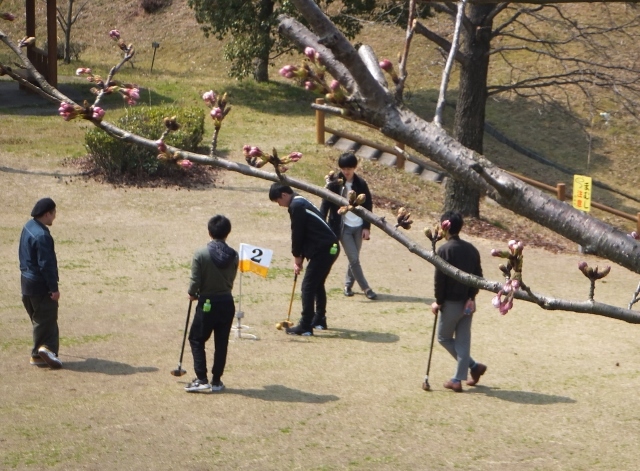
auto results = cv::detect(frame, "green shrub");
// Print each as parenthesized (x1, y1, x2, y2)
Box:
(85, 105, 205, 178)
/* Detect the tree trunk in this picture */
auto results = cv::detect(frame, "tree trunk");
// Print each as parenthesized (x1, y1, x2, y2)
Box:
(63, 0, 74, 64)
(253, 0, 275, 82)
(253, 55, 269, 82)
(444, 4, 494, 217)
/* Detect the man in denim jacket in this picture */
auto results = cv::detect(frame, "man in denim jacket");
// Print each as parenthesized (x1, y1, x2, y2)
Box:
(19, 197, 62, 369)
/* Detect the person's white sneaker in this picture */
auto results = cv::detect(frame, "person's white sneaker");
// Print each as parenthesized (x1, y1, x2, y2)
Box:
(184, 378, 212, 393)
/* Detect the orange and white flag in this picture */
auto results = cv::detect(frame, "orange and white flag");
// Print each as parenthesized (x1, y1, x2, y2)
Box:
(238, 243, 273, 278)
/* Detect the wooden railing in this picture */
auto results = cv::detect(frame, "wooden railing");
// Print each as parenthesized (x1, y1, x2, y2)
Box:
(314, 98, 640, 233)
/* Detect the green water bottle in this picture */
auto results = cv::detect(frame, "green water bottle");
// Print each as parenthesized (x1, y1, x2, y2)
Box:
(330, 243, 338, 255)
(203, 299, 211, 312)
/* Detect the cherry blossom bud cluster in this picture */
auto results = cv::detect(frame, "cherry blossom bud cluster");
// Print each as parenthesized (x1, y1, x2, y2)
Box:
(58, 102, 78, 121)
(278, 47, 352, 107)
(578, 261, 611, 281)
(492, 279, 520, 315)
(120, 87, 140, 106)
(91, 106, 105, 120)
(490, 239, 525, 315)
(242, 145, 302, 173)
(202, 90, 230, 129)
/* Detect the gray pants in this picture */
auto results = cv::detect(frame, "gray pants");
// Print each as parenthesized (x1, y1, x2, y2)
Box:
(437, 300, 475, 382)
(341, 224, 370, 292)
(22, 293, 59, 357)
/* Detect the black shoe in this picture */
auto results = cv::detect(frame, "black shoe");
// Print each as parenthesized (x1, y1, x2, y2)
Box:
(365, 289, 377, 300)
(344, 286, 354, 297)
(285, 324, 313, 336)
(312, 316, 328, 330)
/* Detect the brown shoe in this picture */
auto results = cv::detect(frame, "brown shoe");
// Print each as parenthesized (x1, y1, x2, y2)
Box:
(467, 363, 487, 386)
(443, 380, 463, 392)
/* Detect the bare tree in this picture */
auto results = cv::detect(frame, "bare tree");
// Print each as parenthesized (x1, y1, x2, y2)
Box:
(409, 2, 640, 216)
(2, 12, 640, 323)
(56, 0, 88, 63)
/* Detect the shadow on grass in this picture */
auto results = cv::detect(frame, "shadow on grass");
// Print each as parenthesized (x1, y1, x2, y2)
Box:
(62, 357, 159, 375)
(348, 293, 432, 304)
(319, 328, 399, 343)
(225, 384, 339, 403)
(466, 385, 576, 404)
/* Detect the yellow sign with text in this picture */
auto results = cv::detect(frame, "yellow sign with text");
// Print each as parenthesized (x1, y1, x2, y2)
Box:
(572, 175, 592, 212)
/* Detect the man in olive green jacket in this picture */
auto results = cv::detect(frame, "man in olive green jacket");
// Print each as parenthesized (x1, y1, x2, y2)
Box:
(184, 215, 238, 393)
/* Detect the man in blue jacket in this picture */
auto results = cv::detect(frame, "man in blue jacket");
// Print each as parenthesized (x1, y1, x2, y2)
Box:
(269, 183, 339, 335)
(19, 197, 62, 369)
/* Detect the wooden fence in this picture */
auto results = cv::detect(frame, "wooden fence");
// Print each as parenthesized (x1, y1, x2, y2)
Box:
(313, 98, 640, 233)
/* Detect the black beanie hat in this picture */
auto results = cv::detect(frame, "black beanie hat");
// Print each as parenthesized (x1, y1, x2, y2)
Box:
(31, 197, 56, 218)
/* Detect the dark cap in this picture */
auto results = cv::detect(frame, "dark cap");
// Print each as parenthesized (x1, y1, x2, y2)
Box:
(31, 197, 56, 218)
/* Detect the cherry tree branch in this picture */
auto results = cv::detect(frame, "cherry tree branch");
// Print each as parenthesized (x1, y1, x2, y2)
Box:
(434, 0, 467, 127)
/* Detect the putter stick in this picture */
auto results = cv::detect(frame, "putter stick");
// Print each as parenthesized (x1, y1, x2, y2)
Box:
(170, 299, 193, 377)
(277, 273, 297, 330)
(422, 311, 438, 391)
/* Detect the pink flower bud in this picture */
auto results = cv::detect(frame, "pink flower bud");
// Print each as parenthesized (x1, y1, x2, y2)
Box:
(491, 296, 501, 308)
(242, 145, 251, 155)
(510, 279, 520, 290)
(248, 146, 263, 158)
(578, 261, 588, 271)
(202, 90, 216, 106)
(178, 160, 193, 169)
(210, 107, 223, 120)
(156, 140, 167, 153)
(330, 80, 340, 91)
(304, 81, 316, 91)
(91, 106, 105, 120)
(304, 47, 317, 62)
(75, 67, 92, 76)
(279, 65, 297, 79)
(630, 231, 639, 240)
(379, 59, 393, 72)
(491, 249, 500, 257)
(109, 29, 121, 40)
(441, 220, 451, 231)
(287, 152, 302, 162)
(58, 102, 77, 121)
(1, 12, 17, 21)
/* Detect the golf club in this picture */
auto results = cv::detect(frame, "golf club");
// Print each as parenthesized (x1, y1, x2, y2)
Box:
(422, 311, 438, 391)
(276, 273, 297, 330)
(170, 299, 193, 376)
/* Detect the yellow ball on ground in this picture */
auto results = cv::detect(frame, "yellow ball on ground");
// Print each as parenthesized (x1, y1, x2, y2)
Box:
(276, 322, 282, 330)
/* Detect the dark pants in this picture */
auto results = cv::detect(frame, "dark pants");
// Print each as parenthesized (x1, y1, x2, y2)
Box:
(22, 294, 59, 357)
(300, 249, 339, 327)
(188, 294, 235, 383)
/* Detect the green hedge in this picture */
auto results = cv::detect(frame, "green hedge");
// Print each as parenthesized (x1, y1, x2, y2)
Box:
(85, 105, 205, 178)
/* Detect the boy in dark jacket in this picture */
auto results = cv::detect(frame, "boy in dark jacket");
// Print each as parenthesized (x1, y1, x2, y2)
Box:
(320, 152, 377, 300)
(269, 183, 339, 335)
(185, 215, 238, 393)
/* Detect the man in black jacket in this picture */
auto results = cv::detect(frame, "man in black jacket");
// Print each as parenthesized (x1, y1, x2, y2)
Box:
(269, 183, 339, 335)
(431, 211, 486, 392)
